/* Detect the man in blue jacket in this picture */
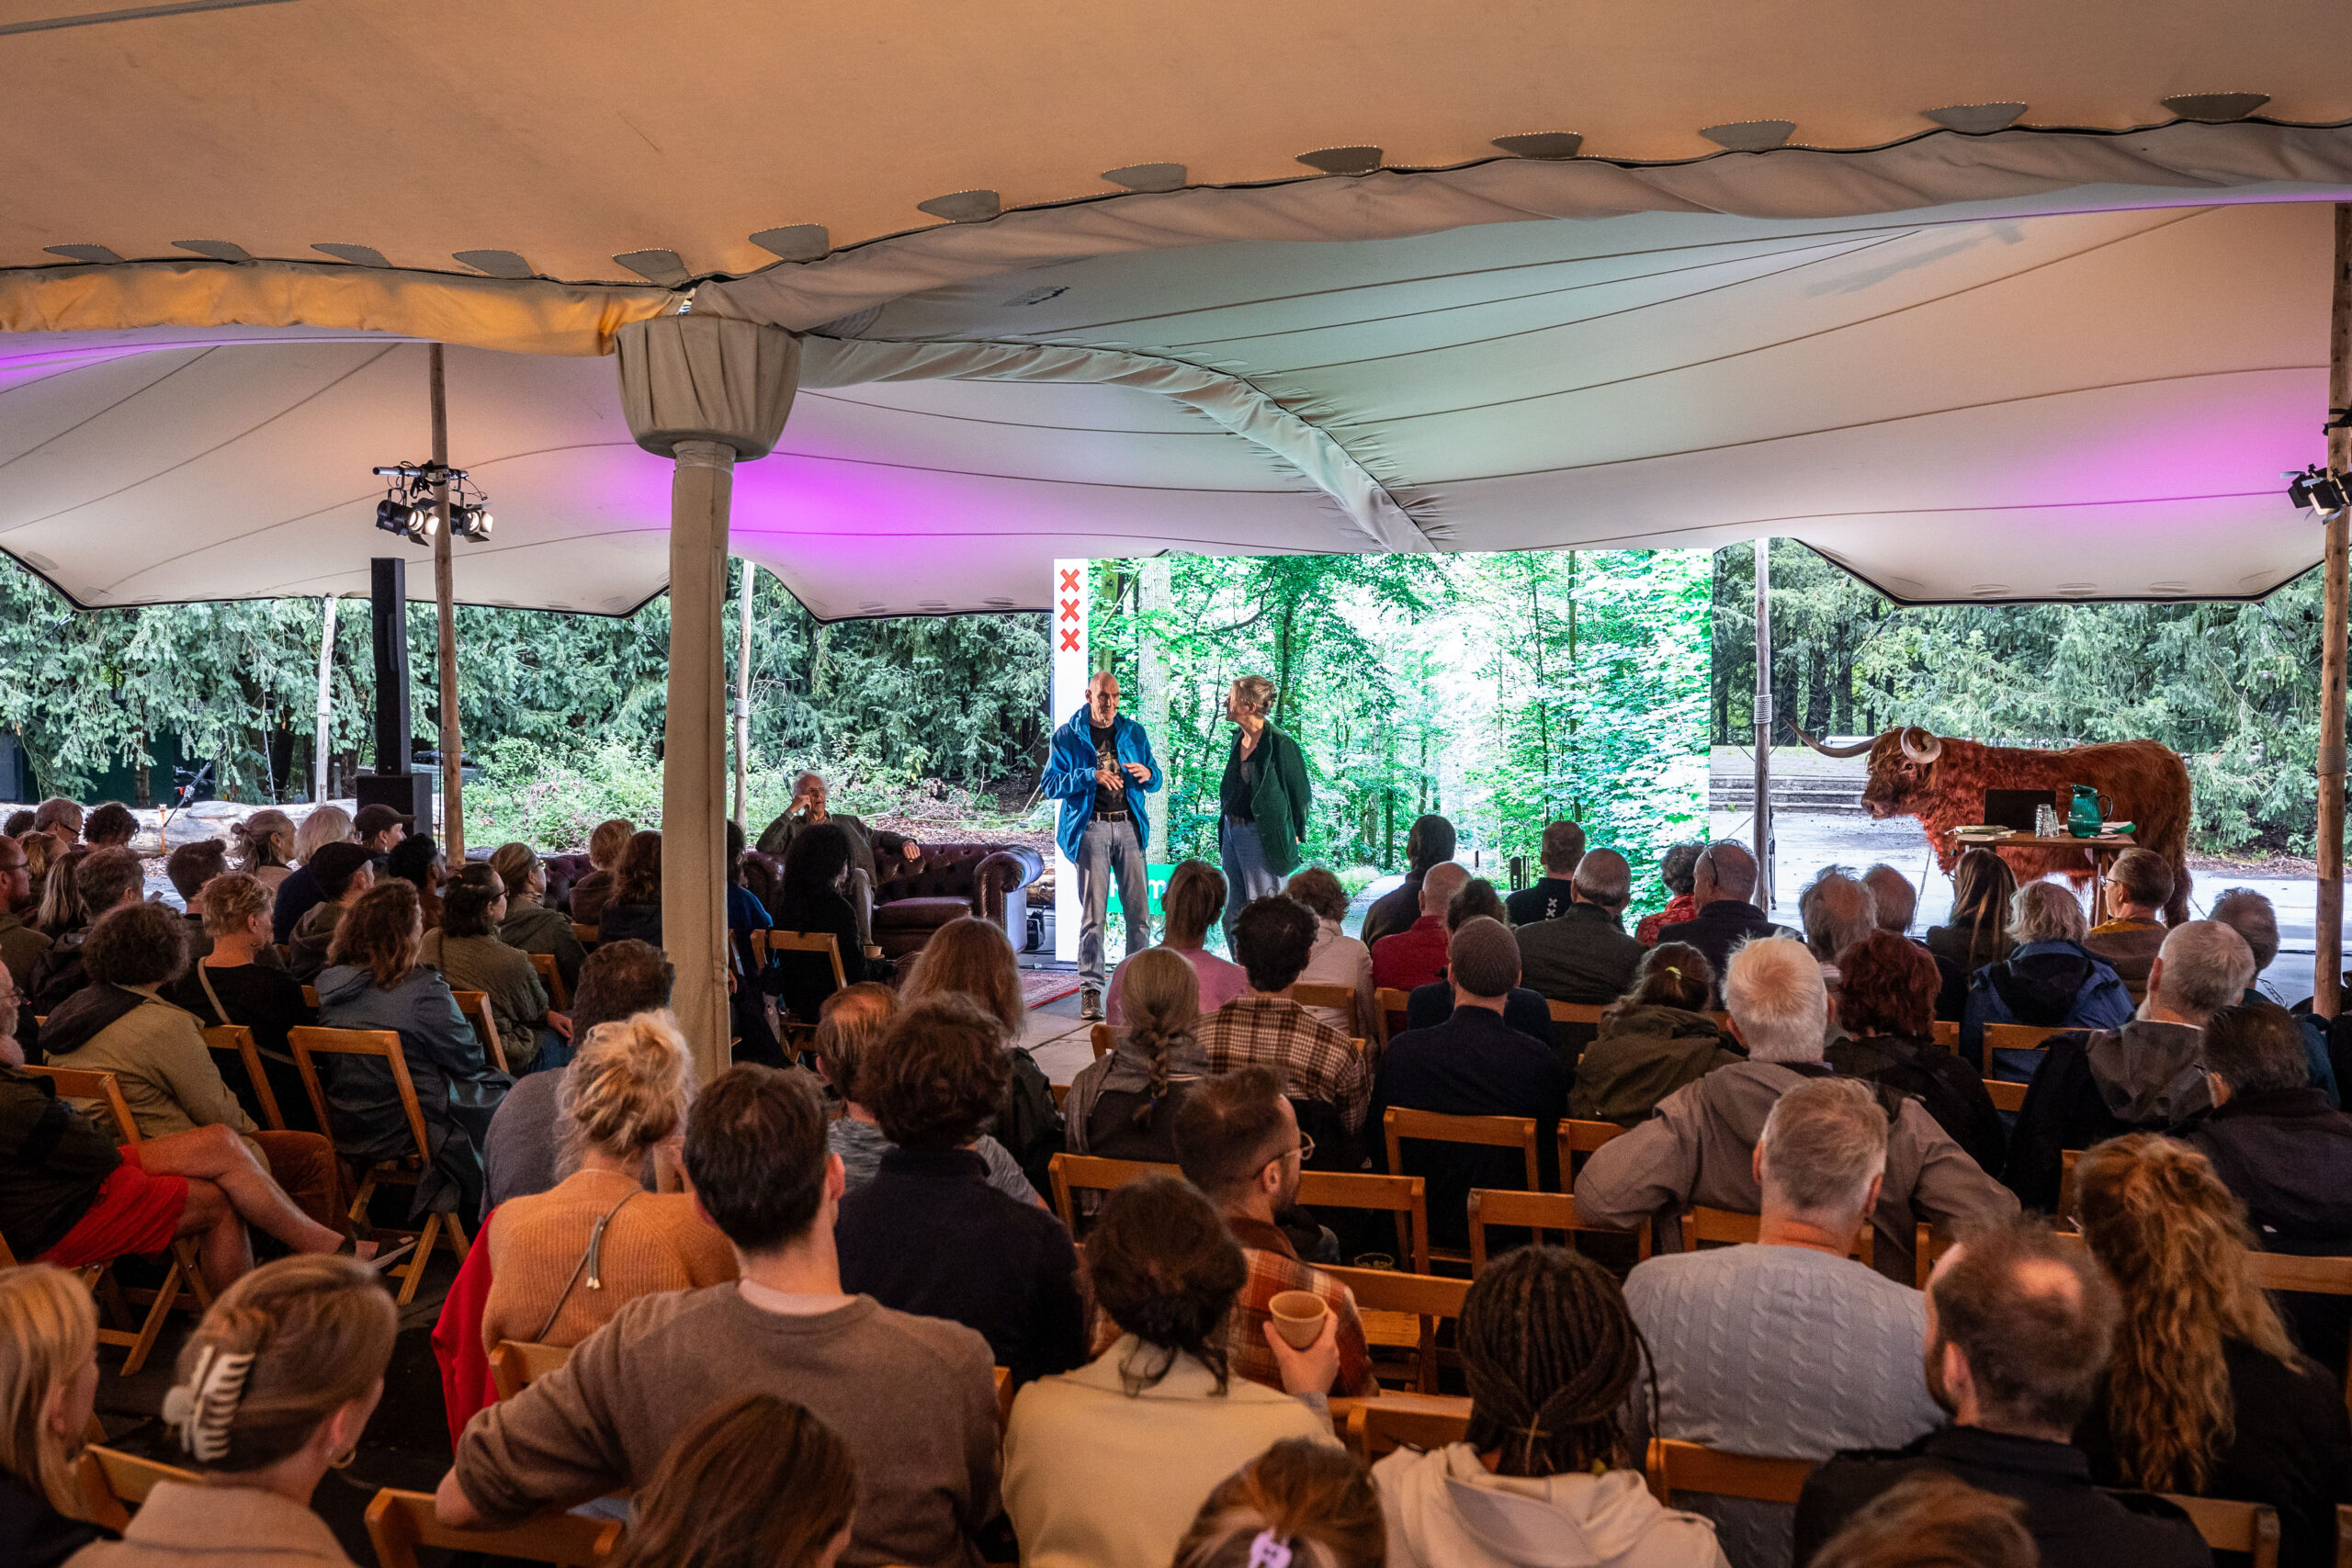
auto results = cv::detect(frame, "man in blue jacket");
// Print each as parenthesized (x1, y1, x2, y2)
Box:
(1042, 671, 1162, 1021)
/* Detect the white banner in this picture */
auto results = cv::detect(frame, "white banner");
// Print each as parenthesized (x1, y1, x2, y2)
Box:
(1051, 558, 1089, 962)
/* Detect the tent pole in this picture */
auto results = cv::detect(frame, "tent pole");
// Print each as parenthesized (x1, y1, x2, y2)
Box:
(429, 344, 465, 861)
(2316, 202, 2352, 1017)
(1753, 536, 1772, 912)
(312, 594, 336, 804)
(664, 441, 736, 1080)
(732, 559, 754, 833)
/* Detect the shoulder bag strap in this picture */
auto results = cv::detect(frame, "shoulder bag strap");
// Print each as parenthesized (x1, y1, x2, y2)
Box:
(533, 1188, 640, 1342)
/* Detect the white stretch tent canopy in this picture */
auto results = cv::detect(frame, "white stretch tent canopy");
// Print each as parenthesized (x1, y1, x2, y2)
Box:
(4, 0, 2352, 615)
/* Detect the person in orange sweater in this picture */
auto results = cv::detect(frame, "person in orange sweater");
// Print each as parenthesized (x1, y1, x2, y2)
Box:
(481, 1010, 732, 1350)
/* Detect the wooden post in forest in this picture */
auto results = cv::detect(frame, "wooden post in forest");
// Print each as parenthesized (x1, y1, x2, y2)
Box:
(312, 594, 336, 803)
(1753, 536, 1772, 911)
(1138, 557, 1171, 863)
(428, 344, 465, 861)
(2315, 202, 2351, 1016)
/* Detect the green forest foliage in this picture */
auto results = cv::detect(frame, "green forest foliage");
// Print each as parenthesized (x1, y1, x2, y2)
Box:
(1713, 542, 2332, 856)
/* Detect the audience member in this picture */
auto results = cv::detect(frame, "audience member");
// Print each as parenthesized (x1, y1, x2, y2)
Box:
(80, 803, 136, 851)
(425, 864, 570, 1074)
(0, 1265, 107, 1566)
(1793, 1221, 2210, 1568)
(1573, 943, 1739, 1127)
(1402, 876, 1555, 1040)
(756, 772, 922, 951)
(2072, 1135, 2350, 1568)
(1806, 1473, 2036, 1568)
(316, 879, 510, 1223)
(1635, 840, 1706, 947)
(30, 799, 82, 856)
(72, 1256, 395, 1566)
(719, 820, 787, 1066)
(1285, 866, 1376, 1040)
(1376, 917, 1567, 1246)
(812, 983, 1038, 1205)
(1625, 1080, 1941, 1568)
(1922, 851, 2017, 1021)
(566, 817, 636, 928)
(1172, 1068, 1376, 1399)
(1656, 842, 1785, 979)
(837, 996, 1085, 1386)
(2082, 849, 2174, 990)
(609, 1393, 858, 1568)
(1577, 939, 2017, 1284)
(163, 840, 228, 957)
(1107, 860, 1248, 1024)
(1002, 1176, 1340, 1568)
(29, 840, 83, 943)
(1517, 847, 1645, 1004)
(1197, 897, 1369, 1137)
(442, 1064, 1001, 1568)
(2, 808, 32, 838)
(895, 914, 1057, 1185)
(269, 804, 356, 944)
(384, 831, 447, 931)
(597, 829, 666, 949)
(1505, 818, 1588, 926)
(1962, 882, 2132, 1076)
(164, 873, 319, 1133)
(488, 842, 588, 994)
(1860, 864, 1918, 938)
(354, 803, 410, 856)
(1359, 814, 1456, 950)
(770, 824, 895, 1024)
(1370, 860, 1468, 994)
(1375, 1245, 1728, 1568)
(2209, 887, 2339, 1104)
(0, 832, 51, 997)
(229, 808, 297, 891)
(1064, 947, 1208, 1162)
(482, 939, 674, 1208)
(1800, 868, 1877, 987)
(28, 847, 145, 1015)
(483, 1012, 730, 1348)
(2005, 919, 2254, 1210)
(40, 902, 344, 1235)
(1173, 1438, 1384, 1568)
(1826, 932, 2005, 1176)
(285, 842, 375, 984)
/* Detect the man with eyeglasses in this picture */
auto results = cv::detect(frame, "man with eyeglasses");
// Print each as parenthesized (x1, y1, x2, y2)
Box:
(1172, 1066, 1376, 1398)
(2082, 848, 2174, 991)
(1656, 840, 1791, 981)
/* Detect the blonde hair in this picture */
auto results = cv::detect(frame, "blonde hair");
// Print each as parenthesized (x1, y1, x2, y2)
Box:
(232, 810, 296, 873)
(899, 917, 1023, 1034)
(560, 1011, 695, 1168)
(813, 983, 899, 1102)
(2075, 1134, 2302, 1492)
(164, 1255, 395, 1473)
(0, 1266, 97, 1518)
(489, 842, 540, 905)
(292, 805, 354, 864)
(1229, 675, 1277, 718)
(587, 818, 636, 871)
(1118, 947, 1200, 1134)
(200, 872, 275, 939)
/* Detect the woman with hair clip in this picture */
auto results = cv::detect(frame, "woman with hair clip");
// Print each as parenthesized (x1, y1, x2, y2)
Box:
(610, 1393, 857, 1568)
(68, 1253, 396, 1565)
(231, 811, 298, 892)
(1921, 850, 2016, 1021)
(481, 1011, 731, 1350)
(1374, 1246, 1727, 1568)
(0, 1266, 110, 1566)
(1003, 1175, 1341, 1568)
(2073, 1134, 2352, 1568)
(1172, 1438, 1385, 1568)
(1216, 675, 1312, 953)
(1572, 943, 1739, 1128)
(1062, 946, 1207, 1163)
(424, 864, 571, 1075)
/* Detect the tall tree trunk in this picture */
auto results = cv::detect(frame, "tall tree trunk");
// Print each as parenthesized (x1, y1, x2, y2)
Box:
(1138, 558, 1171, 861)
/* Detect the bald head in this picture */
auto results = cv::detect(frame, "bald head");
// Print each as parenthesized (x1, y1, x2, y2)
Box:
(1419, 860, 1470, 918)
(1694, 840, 1757, 904)
(1862, 864, 1917, 934)
(1571, 850, 1632, 912)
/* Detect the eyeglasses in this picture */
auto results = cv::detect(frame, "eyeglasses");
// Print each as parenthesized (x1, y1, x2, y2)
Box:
(1292, 1134, 1315, 1165)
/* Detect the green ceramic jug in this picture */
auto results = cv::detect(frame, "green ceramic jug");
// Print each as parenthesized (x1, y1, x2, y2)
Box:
(2067, 784, 2111, 839)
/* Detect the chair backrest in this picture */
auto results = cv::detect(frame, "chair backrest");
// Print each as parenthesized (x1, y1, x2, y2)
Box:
(1547, 1000, 1607, 1025)
(75, 1445, 202, 1532)
(1375, 987, 1410, 1044)
(19, 1065, 139, 1145)
(1559, 1118, 1627, 1179)
(1346, 1393, 1473, 1460)
(1984, 1077, 2028, 1113)
(1681, 1205, 1871, 1268)
(301, 984, 320, 1008)
(2244, 1251, 2352, 1295)
(288, 1026, 432, 1163)
(448, 988, 508, 1073)
(1090, 1022, 1114, 1061)
(1384, 1106, 1541, 1195)
(1046, 1152, 1177, 1231)
(1322, 1262, 1468, 1317)
(1981, 1021, 2065, 1075)
(1467, 1188, 1652, 1272)
(1291, 982, 1357, 1015)
(1645, 1438, 1815, 1506)
(2059, 1147, 2084, 1218)
(528, 951, 569, 1010)
(1931, 1020, 1962, 1048)
(366, 1488, 623, 1568)
(1296, 1169, 1430, 1275)
(201, 1023, 285, 1131)
(489, 1339, 573, 1401)
(2162, 1495, 2278, 1568)
(571, 922, 599, 947)
(756, 929, 849, 988)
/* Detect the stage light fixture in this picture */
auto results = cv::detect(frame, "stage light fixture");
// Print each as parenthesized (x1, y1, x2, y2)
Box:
(449, 502, 492, 541)
(2286, 465, 2351, 517)
(369, 461, 491, 546)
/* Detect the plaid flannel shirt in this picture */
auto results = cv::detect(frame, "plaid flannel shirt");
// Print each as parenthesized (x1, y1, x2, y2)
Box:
(1197, 996, 1369, 1132)
(1224, 1217, 1378, 1398)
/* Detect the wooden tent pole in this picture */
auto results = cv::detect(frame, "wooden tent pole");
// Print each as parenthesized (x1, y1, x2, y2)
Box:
(430, 344, 465, 861)
(1753, 536, 1772, 911)
(732, 560, 754, 832)
(2316, 202, 2352, 1016)
(312, 593, 336, 804)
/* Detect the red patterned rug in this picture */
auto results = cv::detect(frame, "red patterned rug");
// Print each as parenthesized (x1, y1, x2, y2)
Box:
(1020, 968, 1084, 1010)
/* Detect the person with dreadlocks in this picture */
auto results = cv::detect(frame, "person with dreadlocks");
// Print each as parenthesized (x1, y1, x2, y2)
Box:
(1374, 1245, 1729, 1568)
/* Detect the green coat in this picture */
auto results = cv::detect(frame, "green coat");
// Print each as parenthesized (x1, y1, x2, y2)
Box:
(1222, 723, 1312, 877)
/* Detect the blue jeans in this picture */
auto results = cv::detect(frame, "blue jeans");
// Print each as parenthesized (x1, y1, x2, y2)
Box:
(1219, 816, 1284, 953)
(1079, 815, 1150, 990)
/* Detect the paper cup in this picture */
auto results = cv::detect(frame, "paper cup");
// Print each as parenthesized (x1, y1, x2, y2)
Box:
(1269, 1291, 1329, 1348)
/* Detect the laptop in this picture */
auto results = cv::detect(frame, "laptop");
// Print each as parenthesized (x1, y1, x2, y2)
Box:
(1983, 788, 2058, 832)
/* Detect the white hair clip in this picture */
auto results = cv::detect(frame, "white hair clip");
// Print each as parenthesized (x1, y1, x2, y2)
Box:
(1248, 1530, 1295, 1568)
(160, 1345, 253, 1462)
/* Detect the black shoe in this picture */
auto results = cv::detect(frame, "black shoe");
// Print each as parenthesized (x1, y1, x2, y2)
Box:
(1080, 987, 1103, 1021)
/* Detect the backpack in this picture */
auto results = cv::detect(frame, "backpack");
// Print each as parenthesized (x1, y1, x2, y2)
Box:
(994, 1046, 1066, 1195)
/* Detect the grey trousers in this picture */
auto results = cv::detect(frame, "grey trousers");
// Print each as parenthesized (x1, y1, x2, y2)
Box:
(1079, 815, 1151, 990)
(1219, 816, 1284, 953)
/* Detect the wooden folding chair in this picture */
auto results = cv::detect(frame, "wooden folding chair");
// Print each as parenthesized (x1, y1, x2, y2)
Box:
(2059, 1147, 2084, 1220)
(1546, 1001, 1607, 1026)
(1981, 1021, 2064, 1076)
(288, 1026, 469, 1305)
(571, 922, 599, 948)
(753, 930, 849, 988)
(1915, 1223, 1953, 1289)
(490, 1338, 573, 1401)
(1297, 1169, 1430, 1276)
(1559, 1118, 1628, 1183)
(202, 1024, 285, 1130)
(1984, 1077, 2027, 1113)
(1931, 1020, 1962, 1049)
(367, 1488, 623, 1568)
(1546, 999, 1607, 1062)
(449, 988, 509, 1074)
(1384, 1107, 1538, 1267)
(1090, 1022, 1114, 1061)
(301, 985, 320, 1008)
(1681, 1204, 1871, 1268)
(20, 1065, 212, 1375)
(2162, 1495, 2278, 1568)
(1291, 982, 1356, 1014)
(1467, 1188, 1651, 1273)
(1375, 987, 1410, 1047)
(74, 1445, 201, 1532)
(1323, 1265, 1468, 1394)
(2244, 1252, 2352, 1415)
(1645, 1438, 1815, 1506)
(1046, 1152, 1176, 1232)
(1345, 1392, 1473, 1459)
(529, 951, 570, 1010)
(1050, 1082, 1069, 1111)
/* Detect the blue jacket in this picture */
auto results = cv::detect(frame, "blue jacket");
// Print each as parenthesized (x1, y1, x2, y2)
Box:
(1041, 705, 1162, 865)
(1963, 939, 2134, 1079)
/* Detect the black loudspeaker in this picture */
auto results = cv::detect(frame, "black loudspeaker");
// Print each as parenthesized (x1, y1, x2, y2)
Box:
(354, 771, 435, 833)
(369, 558, 412, 777)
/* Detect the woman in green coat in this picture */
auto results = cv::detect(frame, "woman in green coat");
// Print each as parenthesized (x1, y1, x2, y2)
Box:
(1216, 674, 1312, 953)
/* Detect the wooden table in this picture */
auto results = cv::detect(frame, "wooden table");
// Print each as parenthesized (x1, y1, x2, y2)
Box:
(1953, 832, 2138, 923)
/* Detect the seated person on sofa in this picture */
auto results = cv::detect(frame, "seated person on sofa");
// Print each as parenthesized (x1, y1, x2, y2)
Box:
(755, 772, 922, 949)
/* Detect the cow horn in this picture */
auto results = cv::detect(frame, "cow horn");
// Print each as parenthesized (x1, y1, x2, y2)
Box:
(1791, 724, 1878, 760)
(1901, 727, 1944, 764)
